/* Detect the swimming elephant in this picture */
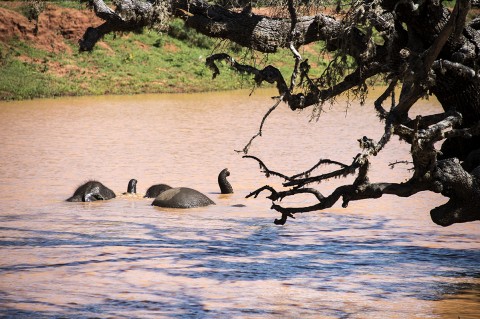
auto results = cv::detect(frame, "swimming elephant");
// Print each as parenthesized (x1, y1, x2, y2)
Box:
(218, 168, 233, 194)
(66, 180, 116, 202)
(144, 183, 172, 198)
(152, 187, 215, 208)
(148, 168, 233, 208)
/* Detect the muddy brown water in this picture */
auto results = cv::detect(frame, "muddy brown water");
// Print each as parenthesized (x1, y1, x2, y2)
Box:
(0, 89, 479, 318)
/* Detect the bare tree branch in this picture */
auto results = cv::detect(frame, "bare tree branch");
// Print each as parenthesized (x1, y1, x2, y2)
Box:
(235, 97, 283, 154)
(243, 155, 291, 180)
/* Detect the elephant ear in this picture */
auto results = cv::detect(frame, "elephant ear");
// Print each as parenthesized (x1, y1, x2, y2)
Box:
(83, 186, 105, 201)
(83, 193, 107, 201)
(83, 193, 95, 202)
(92, 193, 107, 200)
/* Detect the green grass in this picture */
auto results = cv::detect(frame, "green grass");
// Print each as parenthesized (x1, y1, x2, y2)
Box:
(0, 0, 102, 10)
(0, 8, 328, 100)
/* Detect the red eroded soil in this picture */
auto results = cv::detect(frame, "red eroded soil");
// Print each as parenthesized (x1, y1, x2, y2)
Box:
(0, 3, 102, 53)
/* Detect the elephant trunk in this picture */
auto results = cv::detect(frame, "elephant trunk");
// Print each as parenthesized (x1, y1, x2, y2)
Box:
(218, 168, 234, 194)
(127, 179, 137, 194)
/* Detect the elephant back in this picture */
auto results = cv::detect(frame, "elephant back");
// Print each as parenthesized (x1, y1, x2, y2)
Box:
(152, 187, 215, 208)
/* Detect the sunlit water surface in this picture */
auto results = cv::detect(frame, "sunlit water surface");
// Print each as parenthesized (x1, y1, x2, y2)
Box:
(0, 90, 479, 318)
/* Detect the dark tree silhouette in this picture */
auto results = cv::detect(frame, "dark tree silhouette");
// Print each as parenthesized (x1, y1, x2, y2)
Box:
(80, 0, 480, 226)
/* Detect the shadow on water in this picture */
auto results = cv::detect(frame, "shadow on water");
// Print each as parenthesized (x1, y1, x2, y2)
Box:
(1, 211, 479, 318)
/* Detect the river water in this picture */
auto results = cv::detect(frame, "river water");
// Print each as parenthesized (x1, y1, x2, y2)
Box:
(0, 89, 478, 318)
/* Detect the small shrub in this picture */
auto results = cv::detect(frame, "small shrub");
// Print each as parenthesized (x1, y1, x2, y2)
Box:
(19, 0, 46, 35)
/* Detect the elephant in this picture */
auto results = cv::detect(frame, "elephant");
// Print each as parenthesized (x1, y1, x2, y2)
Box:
(144, 183, 172, 198)
(218, 168, 233, 194)
(66, 180, 116, 202)
(148, 168, 233, 208)
(67, 179, 138, 202)
(151, 187, 215, 208)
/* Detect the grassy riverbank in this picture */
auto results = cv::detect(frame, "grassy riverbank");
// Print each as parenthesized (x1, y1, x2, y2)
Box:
(0, 2, 328, 100)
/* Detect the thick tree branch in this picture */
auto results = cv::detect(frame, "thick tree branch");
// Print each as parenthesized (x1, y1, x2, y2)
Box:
(265, 179, 430, 225)
(81, 0, 349, 53)
(80, 0, 160, 51)
(206, 52, 387, 112)
(432, 59, 480, 79)
(424, 0, 470, 70)
(392, 0, 472, 117)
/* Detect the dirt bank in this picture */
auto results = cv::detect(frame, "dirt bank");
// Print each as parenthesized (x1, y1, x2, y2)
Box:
(0, 2, 101, 53)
